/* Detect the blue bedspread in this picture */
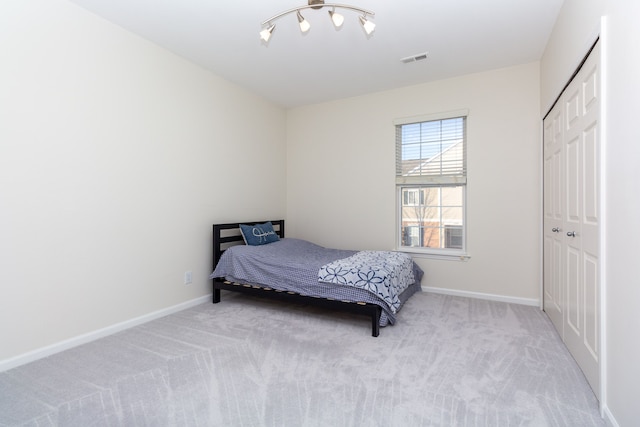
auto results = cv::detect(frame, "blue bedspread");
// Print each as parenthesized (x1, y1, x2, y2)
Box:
(209, 238, 423, 326)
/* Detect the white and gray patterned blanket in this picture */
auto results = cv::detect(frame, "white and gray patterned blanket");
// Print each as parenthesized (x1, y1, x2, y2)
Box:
(318, 251, 415, 314)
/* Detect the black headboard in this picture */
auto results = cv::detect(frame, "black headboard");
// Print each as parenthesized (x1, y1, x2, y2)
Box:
(212, 220, 285, 268)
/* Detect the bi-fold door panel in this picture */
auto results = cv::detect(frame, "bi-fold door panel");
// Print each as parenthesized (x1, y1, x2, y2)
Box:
(543, 40, 600, 400)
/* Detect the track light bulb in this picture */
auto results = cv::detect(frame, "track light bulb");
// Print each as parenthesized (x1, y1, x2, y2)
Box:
(259, 23, 276, 42)
(297, 11, 311, 33)
(329, 9, 344, 28)
(359, 15, 375, 35)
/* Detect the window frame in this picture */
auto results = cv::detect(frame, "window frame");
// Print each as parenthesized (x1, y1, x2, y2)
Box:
(394, 110, 469, 260)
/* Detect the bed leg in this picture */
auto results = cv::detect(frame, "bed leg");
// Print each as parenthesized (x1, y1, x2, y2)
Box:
(372, 307, 381, 337)
(213, 286, 220, 304)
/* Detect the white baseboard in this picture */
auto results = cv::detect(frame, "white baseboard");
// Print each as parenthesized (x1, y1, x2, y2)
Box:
(0, 294, 212, 373)
(422, 286, 539, 307)
(602, 405, 620, 427)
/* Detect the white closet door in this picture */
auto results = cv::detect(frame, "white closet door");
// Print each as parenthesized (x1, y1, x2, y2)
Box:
(562, 40, 600, 397)
(543, 40, 600, 399)
(543, 100, 564, 334)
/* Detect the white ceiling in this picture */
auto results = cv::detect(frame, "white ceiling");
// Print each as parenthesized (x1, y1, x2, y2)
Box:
(70, 0, 564, 108)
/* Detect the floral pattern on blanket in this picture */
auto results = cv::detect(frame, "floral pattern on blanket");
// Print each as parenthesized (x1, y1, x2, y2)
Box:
(318, 251, 415, 314)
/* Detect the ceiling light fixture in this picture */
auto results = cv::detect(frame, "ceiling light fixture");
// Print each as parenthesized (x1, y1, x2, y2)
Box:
(260, 0, 375, 42)
(328, 8, 344, 28)
(358, 15, 376, 35)
(296, 10, 311, 33)
(259, 24, 276, 42)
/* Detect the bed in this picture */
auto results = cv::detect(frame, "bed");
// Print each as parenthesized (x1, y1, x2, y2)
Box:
(209, 220, 423, 336)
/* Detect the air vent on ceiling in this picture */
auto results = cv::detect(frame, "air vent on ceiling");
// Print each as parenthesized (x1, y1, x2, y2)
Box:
(400, 52, 429, 64)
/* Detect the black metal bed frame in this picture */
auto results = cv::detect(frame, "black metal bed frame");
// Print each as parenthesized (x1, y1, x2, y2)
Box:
(211, 220, 382, 336)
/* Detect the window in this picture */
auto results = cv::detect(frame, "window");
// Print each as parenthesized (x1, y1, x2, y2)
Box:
(403, 188, 425, 206)
(395, 111, 467, 256)
(445, 225, 463, 249)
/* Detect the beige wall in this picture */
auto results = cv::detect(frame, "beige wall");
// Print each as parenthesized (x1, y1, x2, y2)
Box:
(540, 0, 604, 114)
(0, 0, 286, 362)
(541, 0, 640, 424)
(287, 62, 541, 302)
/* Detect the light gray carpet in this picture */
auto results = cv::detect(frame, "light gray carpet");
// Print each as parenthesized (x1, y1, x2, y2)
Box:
(0, 291, 604, 426)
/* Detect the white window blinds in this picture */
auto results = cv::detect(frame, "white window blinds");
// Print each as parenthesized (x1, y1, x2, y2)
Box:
(395, 113, 467, 185)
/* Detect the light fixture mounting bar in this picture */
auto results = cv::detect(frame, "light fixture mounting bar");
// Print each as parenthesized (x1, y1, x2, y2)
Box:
(261, 3, 375, 26)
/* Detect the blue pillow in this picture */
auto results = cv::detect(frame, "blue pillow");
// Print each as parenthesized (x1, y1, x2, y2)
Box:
(239, 222, 280, 246)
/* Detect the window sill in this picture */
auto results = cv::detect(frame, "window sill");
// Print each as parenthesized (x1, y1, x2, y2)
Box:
(396, 248, 470, 261)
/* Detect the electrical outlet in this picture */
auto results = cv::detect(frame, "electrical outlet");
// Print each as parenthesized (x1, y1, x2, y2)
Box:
(184, 271, 192, 285)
